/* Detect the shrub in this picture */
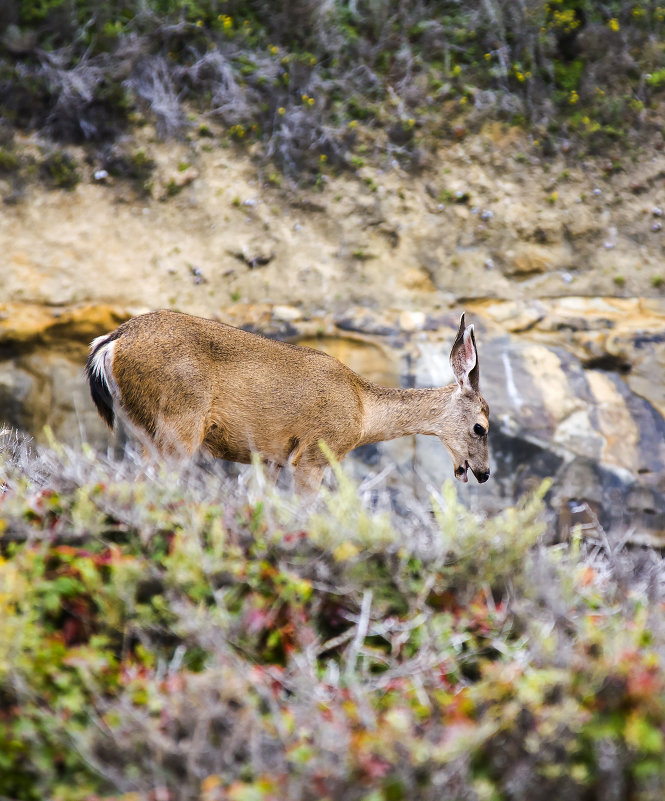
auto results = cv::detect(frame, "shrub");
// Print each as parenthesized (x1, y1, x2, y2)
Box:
(2, 433, 665, 799)
(0, 146, 19, 172)
(1, 1, 664, 179)
(40, 150, 79, 188)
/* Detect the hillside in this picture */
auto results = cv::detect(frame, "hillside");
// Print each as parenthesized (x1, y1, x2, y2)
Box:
(2, 433, 665, 800)
(3, 116, 665, 542)
(2, 3, 665, 797)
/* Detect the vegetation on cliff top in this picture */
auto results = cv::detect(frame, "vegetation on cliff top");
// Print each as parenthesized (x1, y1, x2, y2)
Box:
(1, 1, 664, 180)
(2, 429, 665, 800)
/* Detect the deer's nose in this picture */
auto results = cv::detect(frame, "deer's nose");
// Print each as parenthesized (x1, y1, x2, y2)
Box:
(476, 470, 490, 483)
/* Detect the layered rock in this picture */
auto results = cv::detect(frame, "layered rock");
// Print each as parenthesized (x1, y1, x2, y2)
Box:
(2, 128, 665, 542)
(2, 299, 664, 545)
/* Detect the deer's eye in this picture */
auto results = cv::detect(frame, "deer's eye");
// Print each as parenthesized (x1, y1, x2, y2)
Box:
(473, 424, 486, 436)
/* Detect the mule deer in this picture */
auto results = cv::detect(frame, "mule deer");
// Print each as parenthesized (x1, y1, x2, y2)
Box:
(86, 310, 490, 490)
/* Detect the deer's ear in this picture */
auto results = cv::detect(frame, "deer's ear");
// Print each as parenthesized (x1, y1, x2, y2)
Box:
(450, 315, 479, 392)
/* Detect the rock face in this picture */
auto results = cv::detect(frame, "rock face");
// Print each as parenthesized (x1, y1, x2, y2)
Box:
(2, 299, 664, 546)
(2, 127, 665, 543)
(334, 302, 665, 546)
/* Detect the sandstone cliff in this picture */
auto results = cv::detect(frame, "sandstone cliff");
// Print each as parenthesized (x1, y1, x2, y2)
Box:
(1, 124, 664, 542)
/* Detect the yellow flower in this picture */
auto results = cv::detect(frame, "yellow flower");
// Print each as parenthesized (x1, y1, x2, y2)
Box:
(484, 52, 491, 60)
(333, 541, 360, 562)
(320, 154, 327, 162)
(201, 775, 223, 793)
(278, 107, 286, 115)
(569, 89, 579, 104)
(552, 7, 580, 32)
(348, 119, 358, 128)
(196, 19, 203, 27)
(608, 17, 619, 31)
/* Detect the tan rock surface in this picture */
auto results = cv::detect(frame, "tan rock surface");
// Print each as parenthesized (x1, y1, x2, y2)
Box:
(3, 125, 665, 316)
(2, 125, 665, 543)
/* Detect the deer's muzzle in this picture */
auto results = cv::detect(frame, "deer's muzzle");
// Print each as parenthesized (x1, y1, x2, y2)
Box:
(455, 461, 490, 483)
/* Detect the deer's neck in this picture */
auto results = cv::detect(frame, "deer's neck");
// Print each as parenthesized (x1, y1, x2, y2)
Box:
(357, 383, 456, 446)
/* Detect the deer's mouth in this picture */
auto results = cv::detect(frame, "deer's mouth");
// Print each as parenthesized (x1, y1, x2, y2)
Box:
(456, 462, 491, 483)
(455, 461, 469, 483)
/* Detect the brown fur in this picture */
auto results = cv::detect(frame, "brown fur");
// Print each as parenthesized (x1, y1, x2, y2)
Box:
(88, 310, 490, 490)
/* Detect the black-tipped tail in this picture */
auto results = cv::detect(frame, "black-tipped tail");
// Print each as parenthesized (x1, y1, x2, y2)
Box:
(86, 333, 119, 429)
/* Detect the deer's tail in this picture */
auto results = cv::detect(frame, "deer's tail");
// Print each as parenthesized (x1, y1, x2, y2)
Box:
(86, 330, 122, 429)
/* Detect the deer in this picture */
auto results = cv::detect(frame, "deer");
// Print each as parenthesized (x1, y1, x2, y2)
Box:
(86, 310, 490, 491)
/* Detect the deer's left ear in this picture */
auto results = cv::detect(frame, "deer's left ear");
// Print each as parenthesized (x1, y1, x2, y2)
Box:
(450, 314, 479, 393)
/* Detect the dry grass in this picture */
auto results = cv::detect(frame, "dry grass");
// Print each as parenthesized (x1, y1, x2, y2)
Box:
(2, 430, 665, 800)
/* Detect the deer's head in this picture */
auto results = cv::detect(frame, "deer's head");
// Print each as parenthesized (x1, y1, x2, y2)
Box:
(441, 314, 490, 483)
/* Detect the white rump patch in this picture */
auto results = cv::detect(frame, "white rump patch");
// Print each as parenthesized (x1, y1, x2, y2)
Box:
(89, 337, 117, 394)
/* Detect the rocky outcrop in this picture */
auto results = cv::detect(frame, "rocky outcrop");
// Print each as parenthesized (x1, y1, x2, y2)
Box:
(3, 125, 665, 319)
(2, 128, 665, 543)
(2, 299, 664, 545)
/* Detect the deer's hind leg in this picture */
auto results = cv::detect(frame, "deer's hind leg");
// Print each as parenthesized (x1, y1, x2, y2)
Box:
(152, 412, 206, 460)
(288, 440, 333, 494)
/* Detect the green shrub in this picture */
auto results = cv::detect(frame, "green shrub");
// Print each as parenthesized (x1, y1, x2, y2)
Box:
(647, 69, 665, 89)
(0, 147, 20, 172)
(1, 0, 660, 179)
(40, 151, 79, 189)
(2, 434, 665, 800)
